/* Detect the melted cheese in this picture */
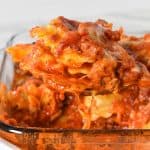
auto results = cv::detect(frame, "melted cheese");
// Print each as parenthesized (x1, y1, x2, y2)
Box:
(83, 93, 121, 121)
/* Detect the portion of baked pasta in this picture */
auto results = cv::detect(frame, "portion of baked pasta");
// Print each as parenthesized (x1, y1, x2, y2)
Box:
(0, 17, 149, 129)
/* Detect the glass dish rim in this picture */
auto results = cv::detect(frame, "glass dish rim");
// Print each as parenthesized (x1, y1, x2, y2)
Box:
(0, 32, 150, 134)
(0, 121, 150, 134)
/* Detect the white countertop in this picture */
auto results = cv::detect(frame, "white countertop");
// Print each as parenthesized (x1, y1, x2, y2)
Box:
(0, 0, 150, 149)
(1, 0, 150, 48)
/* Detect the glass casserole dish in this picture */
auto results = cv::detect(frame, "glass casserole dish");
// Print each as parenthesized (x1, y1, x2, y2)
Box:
(0, 27, 150, 149)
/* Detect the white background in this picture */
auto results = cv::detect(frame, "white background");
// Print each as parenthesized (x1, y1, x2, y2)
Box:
(0, 0, 150, 149)
(0, 0, 150, 25)
(0, 0, 150, 48)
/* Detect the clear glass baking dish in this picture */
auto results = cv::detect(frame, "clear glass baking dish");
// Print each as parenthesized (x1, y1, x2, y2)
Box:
(0, 32, 150, 150)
